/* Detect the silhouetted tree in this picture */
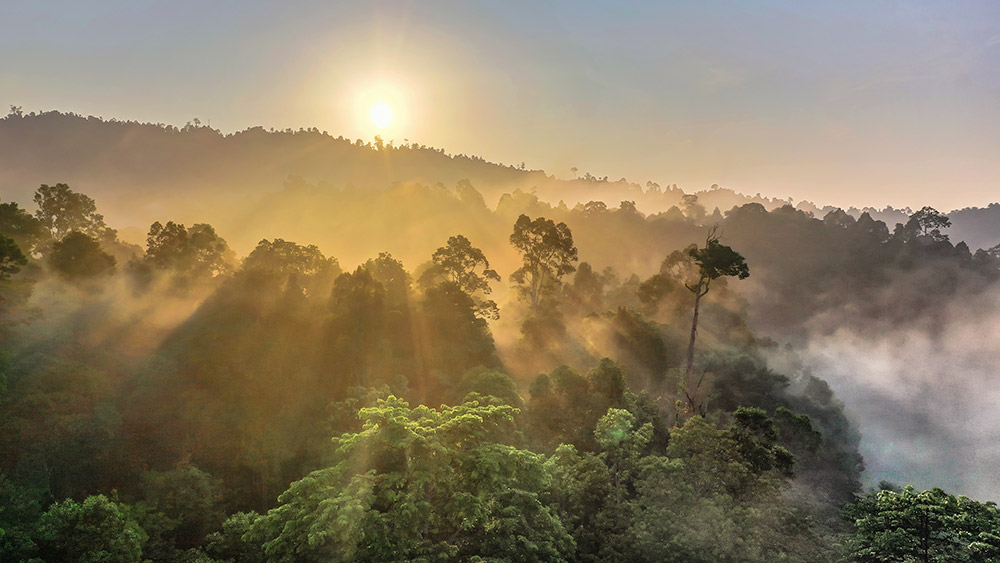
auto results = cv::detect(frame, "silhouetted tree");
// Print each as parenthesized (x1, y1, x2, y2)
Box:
(423, 234, 500, 319)
(240, 238, 340, 297)
(33, 184, 106, 240)
(137, 221, 234, 288)
(49, 231, 116, 280)
(908, 206, 952, 242)
(683, 228, 749, 414)
(509, 214, 578, 311)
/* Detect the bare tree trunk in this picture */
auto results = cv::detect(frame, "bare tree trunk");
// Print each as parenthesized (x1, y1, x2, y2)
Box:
(684, 285, 705, 414)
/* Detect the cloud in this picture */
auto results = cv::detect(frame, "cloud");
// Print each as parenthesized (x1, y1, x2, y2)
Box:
(779, 286, 1000, 500)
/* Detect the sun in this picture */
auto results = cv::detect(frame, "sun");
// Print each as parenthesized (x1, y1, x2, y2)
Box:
(369, 101, 394, 129)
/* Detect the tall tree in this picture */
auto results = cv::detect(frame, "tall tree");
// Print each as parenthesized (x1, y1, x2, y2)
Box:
(423, 234, 501, 319)
(682, 228, 749, 414)
(907, 206, 952, 242)
(429, 235, 499, 295)
(509, 214, 578, 311)
(33, 183, 106, 240)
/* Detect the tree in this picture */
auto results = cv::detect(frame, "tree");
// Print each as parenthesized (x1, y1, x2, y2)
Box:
(430, 234, 499, 295)
(242, 238, 337, 279)
(33, 495, 147, 563)
(682, 228, 749, 414)
(362, 251, 410, 311)
(0, 235, 27, 283)
(240, 238, 341, 297)
(423, 234, 501, 319)
(420, 283, 500, 378)
(582, 201, 607, 216)
(910, 206, 952, 240)
(139, 221, 234, 285)
(49, 231, 116, 280)
(33, 183, 106, 240)
(509, 214, 578, 311)
(326, 268, 388, 391)
(249, 396, 575, 562)
(629, 414, 818, 563)
(897, 206, 952, 243)
(822, 208, 855, 229)
(681, 194, 706, 222)
(844, 486, 1000, 562)
(0, 201, 47, 253)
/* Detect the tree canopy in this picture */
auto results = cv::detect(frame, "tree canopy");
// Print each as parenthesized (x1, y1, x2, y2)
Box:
(33, 183, 107, 240)
(509, 214, 578, 311)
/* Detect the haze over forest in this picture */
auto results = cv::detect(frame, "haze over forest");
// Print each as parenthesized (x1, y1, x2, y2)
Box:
(4, 2, 1000, 561)
(2, 108, 1000, 561)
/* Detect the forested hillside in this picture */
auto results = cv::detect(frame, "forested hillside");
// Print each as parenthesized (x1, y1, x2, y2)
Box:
(4, 114, 1000, 561)
(5, 110, 1000, 255)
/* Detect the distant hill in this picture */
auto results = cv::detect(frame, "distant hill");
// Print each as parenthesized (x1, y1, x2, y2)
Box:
(947, 204, 1000, 253)
(1, 109, 998, 251)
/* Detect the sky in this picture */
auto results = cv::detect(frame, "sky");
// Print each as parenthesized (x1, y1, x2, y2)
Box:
(2, 0, 999, 210)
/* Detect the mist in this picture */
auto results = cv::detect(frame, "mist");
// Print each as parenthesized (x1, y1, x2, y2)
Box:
(768, 285, 1000, 500)
(3, 111, 1000, 562)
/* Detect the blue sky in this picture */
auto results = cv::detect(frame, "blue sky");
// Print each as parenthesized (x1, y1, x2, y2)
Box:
(2, 1, 999, 209)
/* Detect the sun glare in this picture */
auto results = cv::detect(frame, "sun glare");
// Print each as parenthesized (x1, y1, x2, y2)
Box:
(369, 101, 394, 129)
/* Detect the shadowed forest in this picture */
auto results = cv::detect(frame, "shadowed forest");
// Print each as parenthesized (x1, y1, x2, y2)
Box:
(4, 111, 1000, 561)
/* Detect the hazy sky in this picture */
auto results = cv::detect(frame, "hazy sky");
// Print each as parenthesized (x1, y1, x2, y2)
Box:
(2, 1, 999, 210)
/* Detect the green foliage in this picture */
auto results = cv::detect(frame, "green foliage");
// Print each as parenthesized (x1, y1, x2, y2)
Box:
(0, 234, 27, 283)
(326, 267, 389, 391)
(0, 185, 936, 563)
(0, 476, 43, 561)
(681, 229, 750, 413)
(134, 465, 225, 551)
(844, 485, 1000, 562)
(444, 367, 523, 409)
(34, 494, 147, 563)
(251, 396, 574, 562)
(204, 511, 265, 563)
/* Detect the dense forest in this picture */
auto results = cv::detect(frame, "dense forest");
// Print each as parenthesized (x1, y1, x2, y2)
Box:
(4, 112, 1000, 561)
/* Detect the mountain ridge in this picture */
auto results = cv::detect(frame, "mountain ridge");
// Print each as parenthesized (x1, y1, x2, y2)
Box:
(2, 109, 998, 251)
